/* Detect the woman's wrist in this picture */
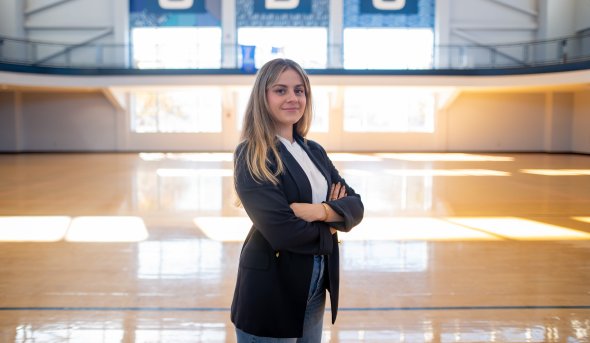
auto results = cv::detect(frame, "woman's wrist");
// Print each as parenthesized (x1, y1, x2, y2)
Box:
(320, 203, 330, 221)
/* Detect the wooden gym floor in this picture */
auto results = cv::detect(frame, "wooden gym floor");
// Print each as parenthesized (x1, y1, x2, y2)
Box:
(1, 152, 589, 342)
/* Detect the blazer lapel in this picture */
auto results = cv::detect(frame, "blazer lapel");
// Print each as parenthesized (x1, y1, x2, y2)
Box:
(277, 142, 313, 203)
(295, 136, 332, 197)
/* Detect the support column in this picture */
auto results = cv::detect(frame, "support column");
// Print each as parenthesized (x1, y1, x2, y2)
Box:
(543, 91, 554, 152)
(434, 0, 451, 68)
(222, 0, 237, 68)
(15, 91, 24, 152)
(544, 91, 573, 153)
(0, 0, 25, 38)
(328, 0, 343, 68)
(112, 0, 130, 67)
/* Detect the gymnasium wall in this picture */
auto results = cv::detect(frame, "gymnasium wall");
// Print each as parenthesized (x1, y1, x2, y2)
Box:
(0, 0, 128, 45)
(0, 91, 17, 150)
(0, 90, 118, 151)
(573, 90, 590, 153)
(1, 82, 587, 154)
(447, 92, 546, 151)
(1, 1, 589, 154)
(574, 1, 590, 32)
(1, 1, 588, 54)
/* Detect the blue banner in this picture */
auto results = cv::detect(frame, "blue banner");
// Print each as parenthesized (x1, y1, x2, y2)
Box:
(130, 0, 220, 27)
(130, 0, 206, 14)
(253, 0, 312, 14)
(360, 0, 418, 15)
(344, 0, 433, 28)
(237, 0, 328, 27)
(240, 45, 257, 72)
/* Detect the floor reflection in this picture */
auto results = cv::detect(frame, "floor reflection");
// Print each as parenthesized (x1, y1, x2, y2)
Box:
(341, 241, 428, 272)
(7, 313, 230, 343)
(332, 311, 590, 343)
(1, 152, 590, 342)
(3, 310, 590, 343)
(374, 153, 516, 162)
(136, 169, 226, 212)
(137, 239, 223, 280)
(0, 216, 70, 242)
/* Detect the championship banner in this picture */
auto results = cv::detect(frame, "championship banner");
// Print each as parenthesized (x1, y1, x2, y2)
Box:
(130, 0, 220, 27)
(237, 0, 328, 27)
(253, 0, 312, 14)
(345, 0, 434, 28)
(360, 0, 418, 15)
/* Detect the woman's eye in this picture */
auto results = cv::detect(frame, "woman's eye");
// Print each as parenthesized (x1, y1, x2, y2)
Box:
(275, 89, 286, 95)
(295, 89, 305, 95)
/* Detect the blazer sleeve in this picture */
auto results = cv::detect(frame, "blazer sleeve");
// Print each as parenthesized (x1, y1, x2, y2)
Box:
(234, 145, 334, 256)
(312, 142, 364, 232)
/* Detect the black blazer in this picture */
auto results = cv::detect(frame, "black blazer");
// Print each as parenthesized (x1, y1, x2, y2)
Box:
(230, 133, 364, 338)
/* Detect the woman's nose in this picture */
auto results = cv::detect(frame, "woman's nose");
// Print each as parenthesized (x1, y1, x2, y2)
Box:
(286, 90, 298, 101)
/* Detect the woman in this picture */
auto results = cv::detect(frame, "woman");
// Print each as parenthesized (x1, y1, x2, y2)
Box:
(231, 58, 364, 342)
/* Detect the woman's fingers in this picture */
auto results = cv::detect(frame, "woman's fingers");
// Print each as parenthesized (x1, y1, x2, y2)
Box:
(338, 184, 346, 198)
(330, 182, 347, 201)
(332, 183, 339, 200)
(329, 183, 336, 200)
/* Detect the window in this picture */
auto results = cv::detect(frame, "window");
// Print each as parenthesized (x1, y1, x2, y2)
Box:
(237, 27, 327, 69)
(343, 28, 433, 69)
(310, 87, 331, 132)
(343, 87, 435, 132)
(131, 89, 222, 133)
(132, 27, 221, 69)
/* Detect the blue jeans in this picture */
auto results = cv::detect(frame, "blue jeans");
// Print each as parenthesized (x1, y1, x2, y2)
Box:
(235, 255, 326, 343)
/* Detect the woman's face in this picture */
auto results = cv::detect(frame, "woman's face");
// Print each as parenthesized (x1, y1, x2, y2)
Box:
(266, 68, 306, 135)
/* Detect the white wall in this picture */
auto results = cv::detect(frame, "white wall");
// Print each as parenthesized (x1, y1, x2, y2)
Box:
(0, 91, 18, 150)
(3, 0, 587, 46)
(0, 0, 128, 66)
(0, 83, 586, 154)
(0, 0, 25, 38)
(432, 0, 590, 67)
(2, 0, 588, 68)
(545, 92, 573, 152)
(572, 90, 590, 153)
(21, 0, 122, 43)
(18, 91, 117, 151)
(575, 0, 590, 33)
(539, 0, 576, 39)
(446, 0, 538, 44)
(436, 0, 540, 68)
(1, 0, 588, 153)
(447, 92, 546, 151)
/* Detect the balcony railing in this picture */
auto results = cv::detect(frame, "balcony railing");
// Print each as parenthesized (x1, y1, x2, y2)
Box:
(1, 32, 589, 73)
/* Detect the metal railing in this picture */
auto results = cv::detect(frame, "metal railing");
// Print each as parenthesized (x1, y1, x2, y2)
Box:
(1, 32, 589, 72)
(434, 33, 590, 69)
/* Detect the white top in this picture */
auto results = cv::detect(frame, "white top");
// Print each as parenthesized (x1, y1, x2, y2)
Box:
(277, 136, 328, 204)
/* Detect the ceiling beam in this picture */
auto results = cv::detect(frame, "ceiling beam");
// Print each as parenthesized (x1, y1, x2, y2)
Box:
(25, 0, 77, 17)
(488, 0, 538, 18)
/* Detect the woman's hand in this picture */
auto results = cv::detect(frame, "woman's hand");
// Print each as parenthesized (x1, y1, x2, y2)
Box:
(329, 182, 347, 201)
(290, 182, 348, 235)
(289, 203, 337, 235)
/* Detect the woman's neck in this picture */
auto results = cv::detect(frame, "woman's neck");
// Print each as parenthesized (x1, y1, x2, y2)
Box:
(277, 127, 294, 143)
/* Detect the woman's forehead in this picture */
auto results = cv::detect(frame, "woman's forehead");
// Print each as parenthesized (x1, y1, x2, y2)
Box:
(272, 68, 304, 86)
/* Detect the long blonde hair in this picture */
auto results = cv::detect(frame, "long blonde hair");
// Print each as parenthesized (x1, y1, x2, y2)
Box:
(237, 58, 313, 185)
